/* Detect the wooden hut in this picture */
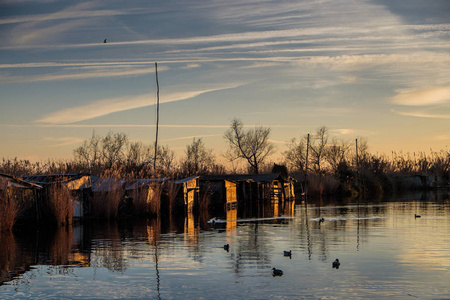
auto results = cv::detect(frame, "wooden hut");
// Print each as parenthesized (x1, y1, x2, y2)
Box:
(22, 174, 91, 219)
(200, 173, 295, 217)
(0, 173, 42, 229)
(125, 178, 169, 216)
(174, 176, 200, 212)
(200, 175, 238, 212)
(90, 176, 127, 219)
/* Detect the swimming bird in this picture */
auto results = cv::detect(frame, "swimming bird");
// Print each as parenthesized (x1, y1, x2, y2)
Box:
(224, 244, 230, 251)
(319, 217, 325, 223)
(415, 214, 421, 218)
(103, 38, 107, 43)
(283, 250, 292, 257)
(332, 259, 340, 269)
(272, 267, 283, 276)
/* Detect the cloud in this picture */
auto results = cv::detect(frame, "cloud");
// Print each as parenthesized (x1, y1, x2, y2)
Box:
(393, 110, 450, 119)
(43, 136, 84, 146)
(0, 2, 130, 25)
(35, 86, 239, 124)
(391, 86, 450, 106)
(181, 63, 201, 69)
(0, 66, 168, 83)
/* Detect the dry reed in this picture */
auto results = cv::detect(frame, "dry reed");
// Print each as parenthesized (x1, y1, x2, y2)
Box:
(0, 190, 19, 232)
(47, 183, 73, 226)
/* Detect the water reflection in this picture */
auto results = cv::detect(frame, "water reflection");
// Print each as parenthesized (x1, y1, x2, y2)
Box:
(1, 191, 449, 299)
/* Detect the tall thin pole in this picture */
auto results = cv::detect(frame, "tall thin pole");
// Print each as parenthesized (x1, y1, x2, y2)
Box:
(154, 62, 160, 171)
(356, 138, 360, 196)
(304, 133, 310, 201)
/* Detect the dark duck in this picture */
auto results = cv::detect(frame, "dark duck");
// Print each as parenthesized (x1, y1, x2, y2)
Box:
(332, 259, 340, 269)
(272, 268, 283, 276)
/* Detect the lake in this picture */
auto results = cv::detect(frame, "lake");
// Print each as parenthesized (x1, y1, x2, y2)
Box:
(1, 191, 449, 299)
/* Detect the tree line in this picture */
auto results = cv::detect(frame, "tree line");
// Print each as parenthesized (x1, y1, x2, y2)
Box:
(1, 118, 449, 197)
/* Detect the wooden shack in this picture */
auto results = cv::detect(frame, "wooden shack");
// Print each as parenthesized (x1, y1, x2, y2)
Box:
(200, 173, 295, 217)
(90, 176, 127, 219)
(22, 174, 91, 218)
(0, 173, 42, 229)
(174, 176, 199, 212)
(200, 175, 238, 212)
(125, 178, 169, 216)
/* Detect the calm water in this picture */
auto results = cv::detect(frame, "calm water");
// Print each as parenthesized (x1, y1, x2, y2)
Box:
(1, 191, 449, 299)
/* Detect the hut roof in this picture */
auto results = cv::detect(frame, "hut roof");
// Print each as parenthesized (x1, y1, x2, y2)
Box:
(91, 176, 127, 192)
(21, 173, 91, 190)
(126, 178, 170, 191)
(0, 173, 42, 190)
(22, 173, 90, 185)
(174, 176, 199, 184)
(200, 173, 287, 183)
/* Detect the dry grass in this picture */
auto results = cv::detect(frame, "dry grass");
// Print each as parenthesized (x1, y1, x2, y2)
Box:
(91, 187, 124, 220)
(130, 184, 163, 216)
(47, 183, 73, 226)
(164, 180, 182, 214)
(307, 174, 339, 198)
(0, 190, 19, 232)
(90, 169, 126, 220)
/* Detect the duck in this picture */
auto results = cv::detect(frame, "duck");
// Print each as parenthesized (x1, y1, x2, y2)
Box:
(415, 214, 421, 218)
(272, 267, 283, 276)
(224, 244, 230, 251)
(319, 217, 325, 223)
(332, 259, 340, 269)
(103, 38, 107, 43)
(283, 250, 292, 257)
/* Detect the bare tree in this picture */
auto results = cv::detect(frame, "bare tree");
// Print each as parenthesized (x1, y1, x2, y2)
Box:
(73, 131, 102, 169)
(148, 143, 175, 175)
(101, 132, 128, 168)
(325, 137, 352, 173)
(182, 138, 215, 175)
(309, 126, 329, 175)
(224, 118, 275, 174)
(283, 137, 308, 174)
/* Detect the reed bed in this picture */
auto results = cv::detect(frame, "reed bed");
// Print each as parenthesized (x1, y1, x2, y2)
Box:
(0, 190, 18, 232)
(47, 183, 73, 226)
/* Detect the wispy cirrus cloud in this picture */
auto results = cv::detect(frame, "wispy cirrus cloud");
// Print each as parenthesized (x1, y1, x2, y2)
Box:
(0, 66, 168, 83)
(35, 85, 240, 124)
(393, 110, 450, 119)
(43, 136, 84, 146)
(0, 2, 130, 25)
(391, 86, 450, 106)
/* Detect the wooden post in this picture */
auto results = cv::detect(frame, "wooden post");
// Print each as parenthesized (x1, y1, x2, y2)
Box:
(154, 62, 160, 171)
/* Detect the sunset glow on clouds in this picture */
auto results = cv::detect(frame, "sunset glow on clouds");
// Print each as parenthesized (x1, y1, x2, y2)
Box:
(1, 0, 449, 160)
(391, 86, 450, 106)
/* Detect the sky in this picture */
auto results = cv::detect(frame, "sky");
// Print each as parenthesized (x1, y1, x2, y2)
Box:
(1, 0, 449, 164)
